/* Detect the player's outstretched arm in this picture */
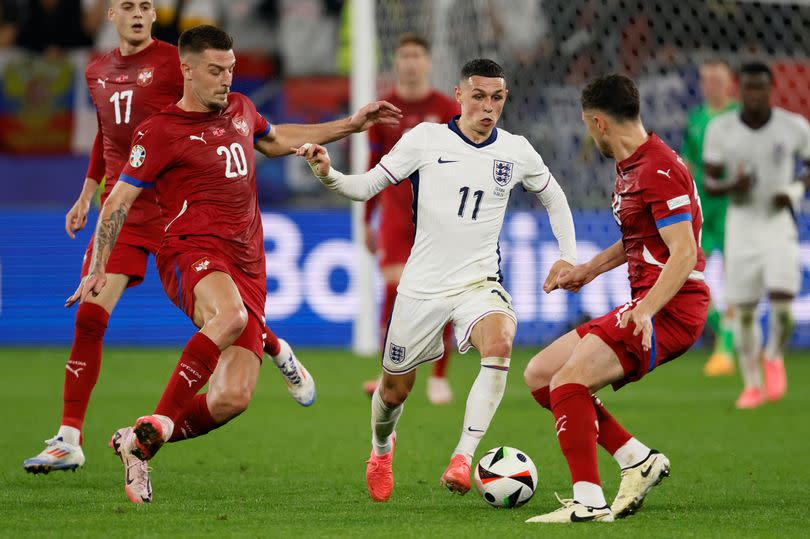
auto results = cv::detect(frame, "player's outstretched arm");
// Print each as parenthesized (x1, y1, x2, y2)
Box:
(293, 143, 393, 202)
(255, 101, 402, 158)
(533, 176, 578, 292)
(65, 181, 142, 307)
(557, 240, 626, 293)
(619, 221, 697, 350)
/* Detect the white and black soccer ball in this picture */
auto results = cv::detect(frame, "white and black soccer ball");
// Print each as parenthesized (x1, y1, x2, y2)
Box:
(474, 446, 538, 508)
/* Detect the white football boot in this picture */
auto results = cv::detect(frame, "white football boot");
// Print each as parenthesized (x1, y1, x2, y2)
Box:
(526, 494, 614, 523)
(272, 339, 316, 406)
(23, 436, 85, 474)
(110, 427, 152, 504)
(426, 376, 453, 405)
(610, 450, 670, 518)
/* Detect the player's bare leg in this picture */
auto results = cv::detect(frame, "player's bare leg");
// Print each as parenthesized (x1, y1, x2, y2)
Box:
(366, 369, 415, 502)
(364, 264, 405, 397)
(733, 302, 766, 408)
(442, 313, 514, 495)
(24, 273, 130, 474)
(763, 291, 791, 402)
(427, 324, 454, 405)
(127, 271, 247, 461)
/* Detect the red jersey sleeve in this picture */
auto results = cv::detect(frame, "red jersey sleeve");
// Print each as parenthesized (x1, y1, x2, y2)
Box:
(118, 123, 169, 189)
(642, 163, 694, 230)
(85, 115, 105, 181)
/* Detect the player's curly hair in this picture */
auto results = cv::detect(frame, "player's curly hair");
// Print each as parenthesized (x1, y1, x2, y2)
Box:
(460, 59, 505, 81)
(178, 25, 233, 56)
(580, 74, 640, 121)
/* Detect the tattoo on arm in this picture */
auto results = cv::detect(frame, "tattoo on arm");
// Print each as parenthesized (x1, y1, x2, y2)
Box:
(89, 206, 128, 275)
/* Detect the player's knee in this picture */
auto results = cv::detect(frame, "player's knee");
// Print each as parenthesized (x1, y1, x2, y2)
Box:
(379, 381, 409, 407)
(523, 355, 552, 390)
(480, 331, 513, 359)
(217, 305, 249, 343)
(75, 303, 110, 338)
(209, 386, 252, 421)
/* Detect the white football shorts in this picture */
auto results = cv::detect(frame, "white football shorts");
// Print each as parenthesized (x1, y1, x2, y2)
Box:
(725, 211, 800, 304)
(381, 281, 517, 375)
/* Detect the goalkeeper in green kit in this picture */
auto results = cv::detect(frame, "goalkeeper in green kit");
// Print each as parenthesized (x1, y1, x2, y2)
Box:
(681, 59, 738, 376)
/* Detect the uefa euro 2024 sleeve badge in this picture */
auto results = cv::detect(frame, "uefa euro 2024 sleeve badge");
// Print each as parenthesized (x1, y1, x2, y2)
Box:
(129, 145, 146, 168)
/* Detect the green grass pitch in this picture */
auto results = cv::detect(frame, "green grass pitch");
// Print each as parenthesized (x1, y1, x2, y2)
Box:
(1, 347, 808, 538)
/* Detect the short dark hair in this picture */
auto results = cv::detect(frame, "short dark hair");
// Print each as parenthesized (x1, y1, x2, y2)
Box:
(739, 61, 773, 81)
(580, 74, 640, 121)
(397, 32, 430, 53)
(460, 59, 505, 81)
(178, 25, 233, 56)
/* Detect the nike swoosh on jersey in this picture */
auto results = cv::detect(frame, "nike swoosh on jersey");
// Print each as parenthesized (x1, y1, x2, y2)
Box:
(437, 157, 459, 164)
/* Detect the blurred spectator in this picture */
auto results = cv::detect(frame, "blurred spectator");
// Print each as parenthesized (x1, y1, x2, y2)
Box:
(222, 0, 280, 59)
(91, 0, 220, 50)
(17, 0, 94, 54)
(0, 0, 19, 48)
(279, 0, 342, 75)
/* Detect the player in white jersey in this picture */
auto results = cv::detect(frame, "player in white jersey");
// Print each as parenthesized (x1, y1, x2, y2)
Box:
(703, 62, 810, 409)
(295, 59, 577, 501)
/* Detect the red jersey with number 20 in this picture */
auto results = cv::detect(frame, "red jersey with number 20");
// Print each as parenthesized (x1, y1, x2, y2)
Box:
(85, 39, 183, 242)
(612, 133, 706, 293)
(118, 92, 270, 274)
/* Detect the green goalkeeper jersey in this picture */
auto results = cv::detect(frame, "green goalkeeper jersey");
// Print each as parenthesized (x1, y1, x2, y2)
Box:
(682, 101, 738, 217)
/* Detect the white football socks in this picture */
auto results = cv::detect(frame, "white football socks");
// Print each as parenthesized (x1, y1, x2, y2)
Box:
(573, 481, 608, 508)
(612, 437, 651, 469)
(371, 387, 402, 456)
(765, 300, 793, 360)
(734, 306, 763, 389)
(57, 425, 81, 446)
(453, 357, 510, 461)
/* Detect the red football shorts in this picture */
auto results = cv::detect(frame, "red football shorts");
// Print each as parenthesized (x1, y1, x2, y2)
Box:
(80, 226, 160, 287)
(156, 239, 267, 360)
(576, 284, 710, 390)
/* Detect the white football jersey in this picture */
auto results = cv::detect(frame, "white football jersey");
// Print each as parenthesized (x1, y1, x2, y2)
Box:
(378, 120, 556, 298)
(703, 107, 810, 218)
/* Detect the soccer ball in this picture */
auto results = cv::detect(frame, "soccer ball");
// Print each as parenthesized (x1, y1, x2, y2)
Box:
(474, 446, 538, 508)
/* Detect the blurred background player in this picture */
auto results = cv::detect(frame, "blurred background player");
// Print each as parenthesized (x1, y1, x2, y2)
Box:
(22, 1, 314, 477)
(703, 61, 810, 409)
(524, 74, 708, 523)
(297, 58, 576, 502)
(682, 59, 738, 377)
(362, 33, 460, 404)
(67, 25, 400, 503)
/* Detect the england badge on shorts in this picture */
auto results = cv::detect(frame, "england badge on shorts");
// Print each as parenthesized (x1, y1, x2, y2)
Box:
(389, 343, 406, 365)
(493, 160, 514, 186)
(137, 66, 154, 87)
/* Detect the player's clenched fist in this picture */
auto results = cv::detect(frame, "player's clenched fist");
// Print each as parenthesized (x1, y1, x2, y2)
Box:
(294, 143, 331, 178)
(542, 259, 573, 293)
(65, 197, 91, 240)
(555, 263, 594, 293)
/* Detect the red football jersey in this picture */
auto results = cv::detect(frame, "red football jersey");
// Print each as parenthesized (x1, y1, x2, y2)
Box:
(85, 39, 183, 239)
(364, 90, 460, 239)
(118, 93, 270, 274)
(612, 133, 706, 292)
